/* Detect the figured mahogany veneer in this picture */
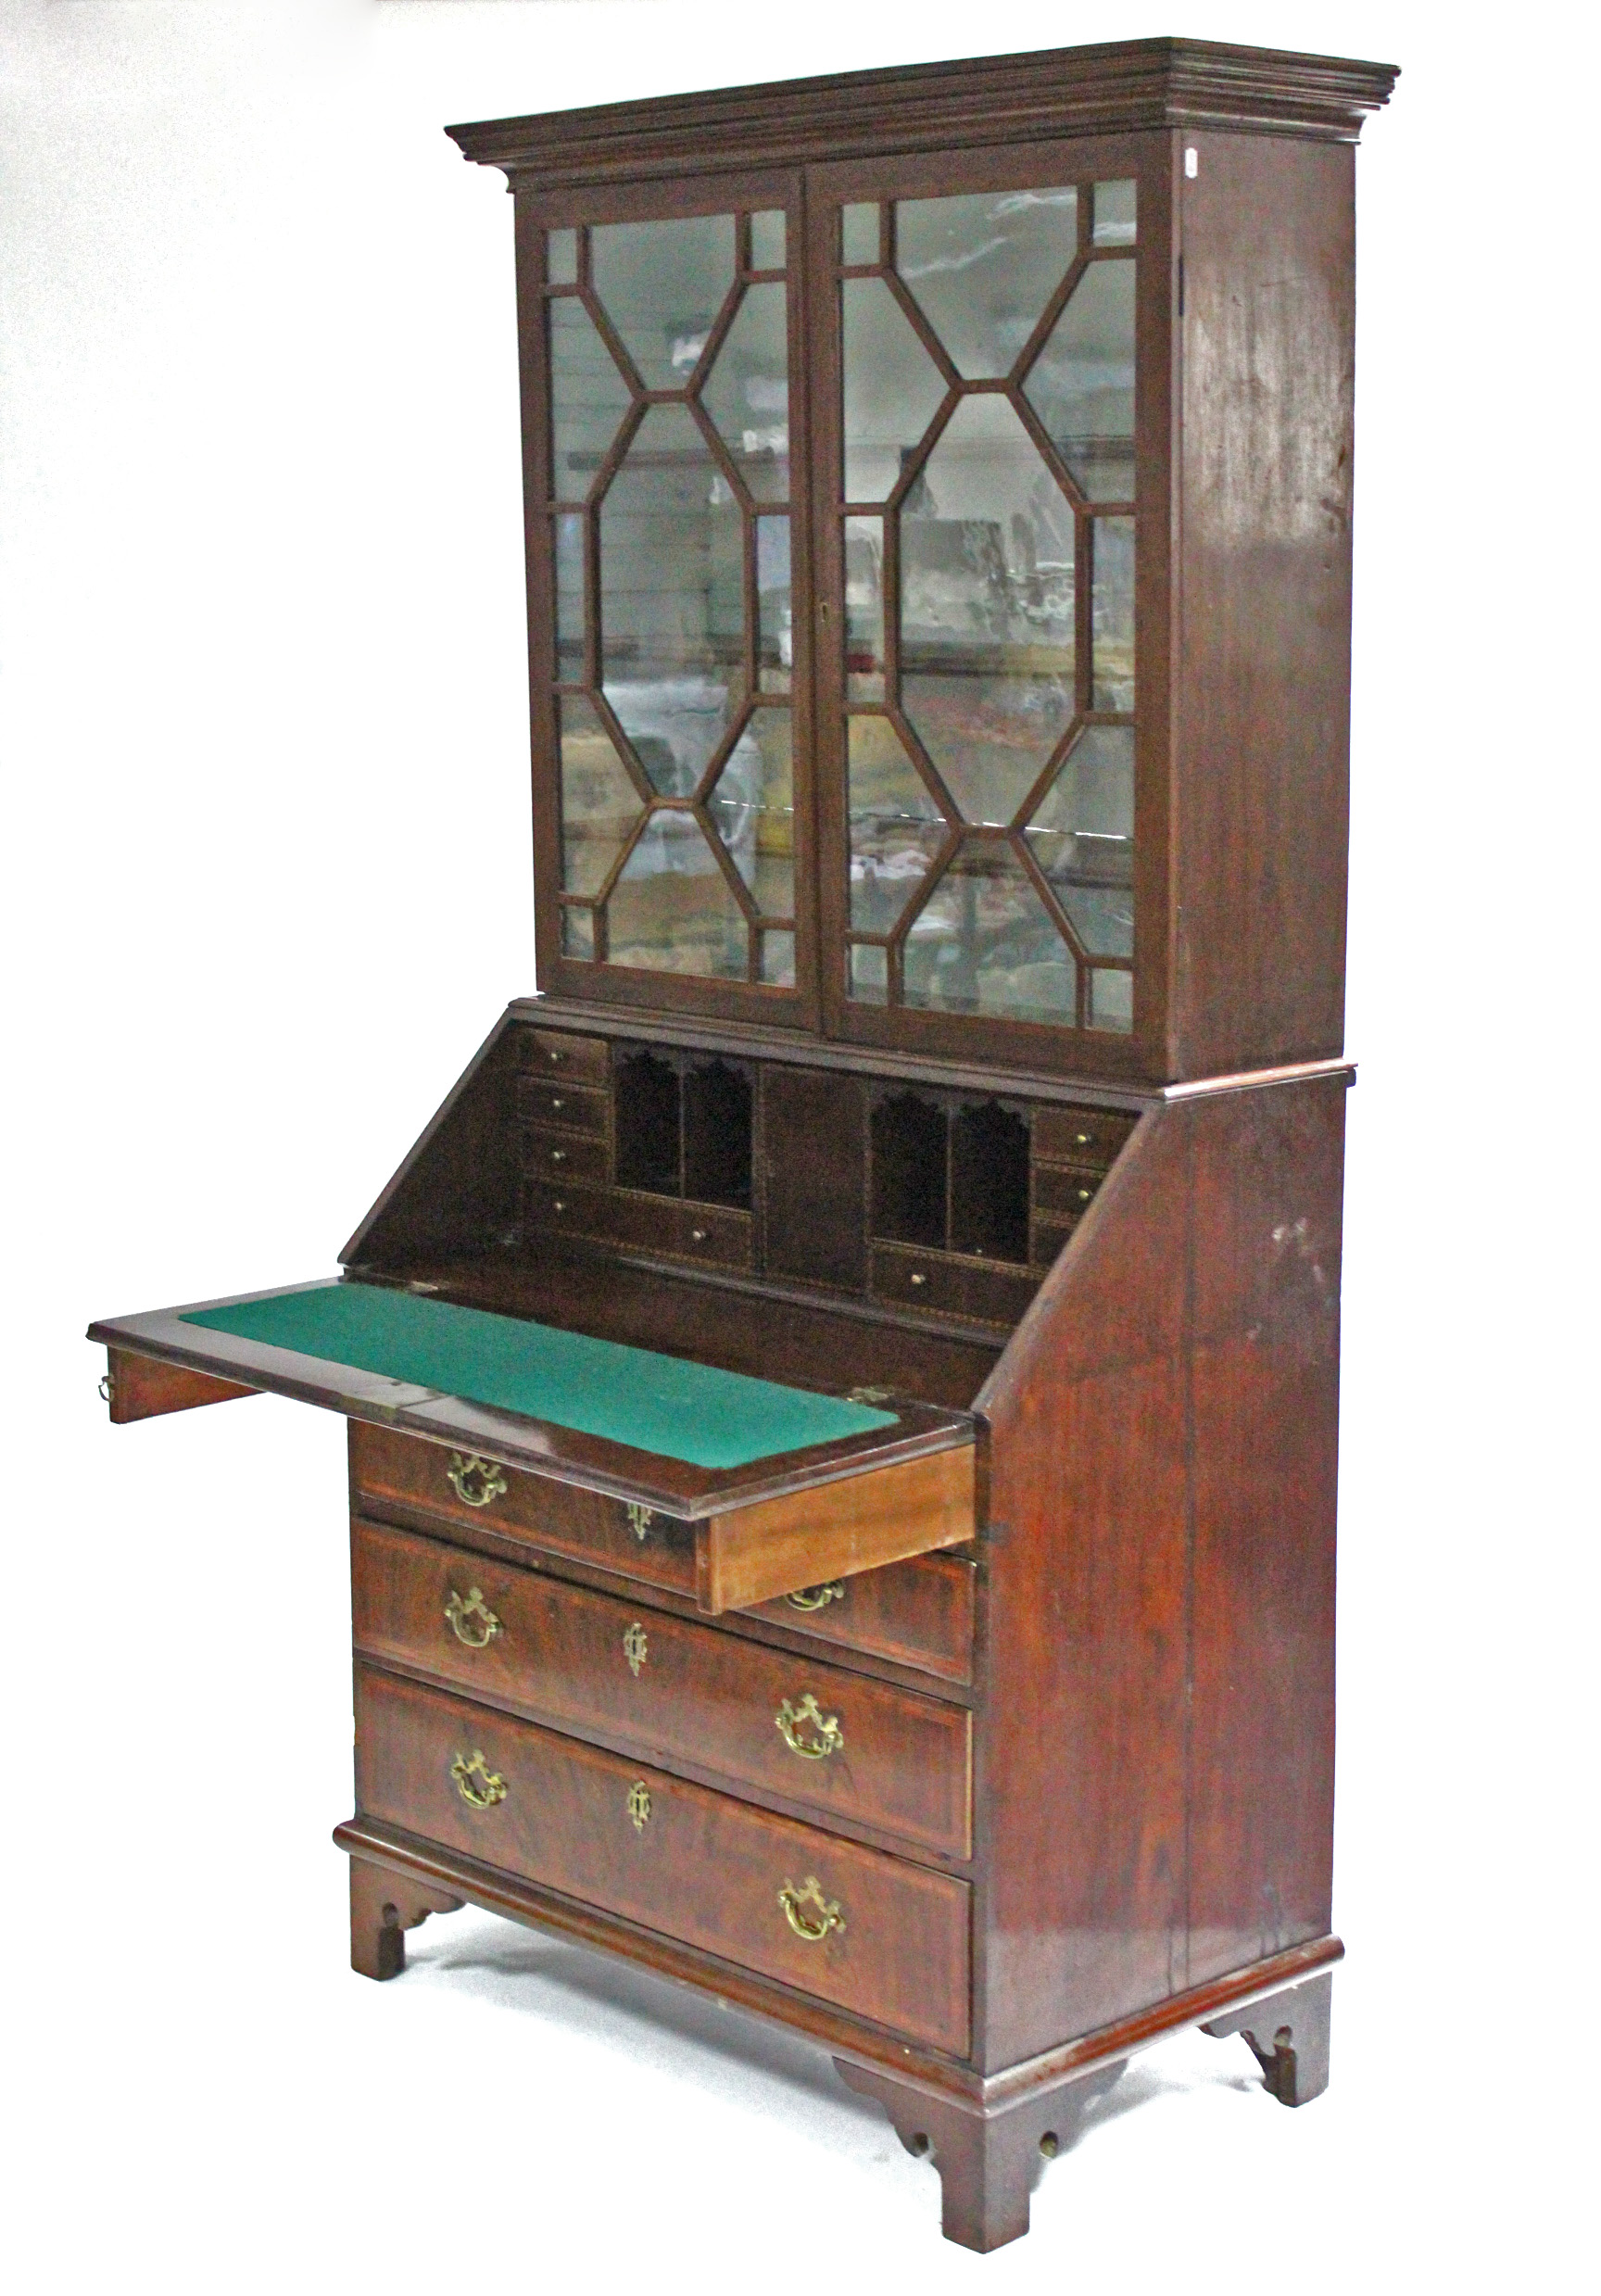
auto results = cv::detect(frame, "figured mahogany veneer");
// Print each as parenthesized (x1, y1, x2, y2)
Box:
(353, 1665, 971, 2055)
(352, 1516, 973, 1858)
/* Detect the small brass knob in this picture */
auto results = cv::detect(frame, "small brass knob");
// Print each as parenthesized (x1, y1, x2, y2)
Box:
(690, 1227, 708, 1243)
(1074, 1129, 1092, 1147)
(548, 1049, 564, 1065)
(909, 1271, 927, 1287)
(1076, 1186, 1091, 1203)
(550, 1147, 567, 1164)
(778, 1875, 845, 1942)
(552, 1198, 566, 1214)
(550, 1095, 565, 1110)
(446, 1453, 508, 1508)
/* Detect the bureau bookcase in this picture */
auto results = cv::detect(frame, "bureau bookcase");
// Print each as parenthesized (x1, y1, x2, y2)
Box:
(91, 38, 1396, 2251)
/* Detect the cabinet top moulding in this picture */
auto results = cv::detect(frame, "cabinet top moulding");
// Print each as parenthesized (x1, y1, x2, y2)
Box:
(445, 38, 1399, 186)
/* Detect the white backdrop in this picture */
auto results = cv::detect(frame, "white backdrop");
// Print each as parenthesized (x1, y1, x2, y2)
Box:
(3, 4, 1594, 2290)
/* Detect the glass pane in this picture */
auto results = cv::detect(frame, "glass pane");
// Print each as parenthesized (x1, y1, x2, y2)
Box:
(561, 905, 595, 959)
(844, 516, 884, 700)
(902, 839, 1076, 1024)
(1089, 966, 1133, 1032)
(848, 716, 946, 933)
(896, 186, 1078, 380)
(841, 204, 879, 264)
(750, 209, 786, 270)
(605, 815, 749, 978)
(554, 511, 584, 680)
(547, 227, 578, 285)
(708, 709, 794, 920)
(761, 928, 795, 987)
(591, 213, 736, 391)
(549, 298, 632, 501)
(599, 402, 745, 796)
(1091, 180, 1137, 246)
(1024, 724, 1134, 957)
(757, 515, 792, 691)
(558, 696, 643, 895)
(1091, 516, 1136, 712)
(900, 394, 1076, 825)
(842, 278, 948, 502)
(848, 942, 889, 1003)
(1025, 259, 1136, 503)
(700, 283, 788, 502)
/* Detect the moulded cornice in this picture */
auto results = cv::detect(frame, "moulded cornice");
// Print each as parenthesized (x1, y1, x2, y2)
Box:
(446, 36, 1399, 188)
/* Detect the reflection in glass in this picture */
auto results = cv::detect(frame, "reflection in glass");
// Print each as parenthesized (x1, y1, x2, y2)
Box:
(900, 394, 1076, 824)
(607, 816, 748, 978)
(761, 929, 795, 987)
(1091, 517, 1136, 712)
(842, 278, 949, 501)
(757, 516, 792, 691)
(849, 942, 889, 1003)
(561, 906, 595, 959)
(599, 403, 744, 794)
(901, 839, 1076, 1023)
(549, 298, 632, 500)
(548, 228, 579, 285)
(841, 204, 879, 264)
(709, 709, 794, 920)
(1025, 259, 1136, 502)
(554, 511, 584, 679)
(558, 696, 642, 895)
(750, 209, 787, 270)
(848, 717, 946, 933)
(844, 516, 885, 700)
(591, 212, 736, 391)
(1091, 180, 1137, 246)
(1025, 725, 1134, 957)
(896, 186, 1078, 380)
(701, 284, 789, 502)
(1090, 966, 1133, 1032)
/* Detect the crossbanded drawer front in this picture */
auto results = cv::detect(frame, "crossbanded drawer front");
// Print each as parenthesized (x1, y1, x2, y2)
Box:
(743, 1551, 976, 1688)
(870, 1243, 1040, 1326)
(352, 1518, 971, 1858)
(348, 1422, 697, 1596)
(1031, 1105, 1137, 1168)
(520, 1027, 611, 1087)
(1032, 1164, 1104, 1221)
(516, 1078, 609, 1136)
(522, 1126, 609, 1186)
(355, 1665, 970, 2055)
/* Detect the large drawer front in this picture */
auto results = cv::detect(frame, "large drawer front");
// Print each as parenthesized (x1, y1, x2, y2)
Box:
(355, 1665, 971, 2055)
(349, 1422, 697, 1596)
(742, 1552, 975, 1687)
(353, 1519, 971, 1858)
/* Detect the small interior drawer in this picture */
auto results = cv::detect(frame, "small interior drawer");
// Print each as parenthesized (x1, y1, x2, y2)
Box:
(870, 1243, 1040, 1328)
(516, 1078, 609, 1136)
(522, 1126, 610, 1185)
(521, 1027, 611, 1086)
(1032, 1105, 1137, 1169)
(1032, 1164, 1104, 1220)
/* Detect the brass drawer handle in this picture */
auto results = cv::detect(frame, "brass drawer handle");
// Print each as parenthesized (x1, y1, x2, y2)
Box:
(450, 1750, 507, 1810)
(444, 1584, 502, 1649)
(787, 1581, 845, 1613)
(627, 1781, 651, 1833)
(776, 1692, 843, 1761)
(778, 1875, 845, 1943)
(446, 1452, 508, 1508)
(623, 1621, 649, 1676)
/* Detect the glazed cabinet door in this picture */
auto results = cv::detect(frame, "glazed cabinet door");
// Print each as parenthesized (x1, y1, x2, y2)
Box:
(805, 134, 1172, 1079)
(518, 172, 817, 1025)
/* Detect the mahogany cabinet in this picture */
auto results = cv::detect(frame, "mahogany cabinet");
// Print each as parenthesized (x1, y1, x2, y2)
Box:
(90, 37, 1395, 2252)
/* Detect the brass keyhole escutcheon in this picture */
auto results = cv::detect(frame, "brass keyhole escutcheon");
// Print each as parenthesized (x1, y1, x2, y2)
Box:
(775, 1692, 844, 1761)
(777, 1875, 844, 1943)
(626, 1503, 654, 1543)
(787, 1582, 845, 1614)
(626, 1782, 651, 1833)
(450, 1749, 507, 1810)
(623, 1621, 649, 1678)
(446, 1452, 508, 1509)
(445, 1585, 503, 1650)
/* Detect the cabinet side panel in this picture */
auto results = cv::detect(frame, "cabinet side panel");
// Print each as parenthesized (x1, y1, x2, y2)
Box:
(974, 1108, 1191, 2068)
(1171, 134, 1355, 1078)
(1186, 1078, 1344, 1979)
